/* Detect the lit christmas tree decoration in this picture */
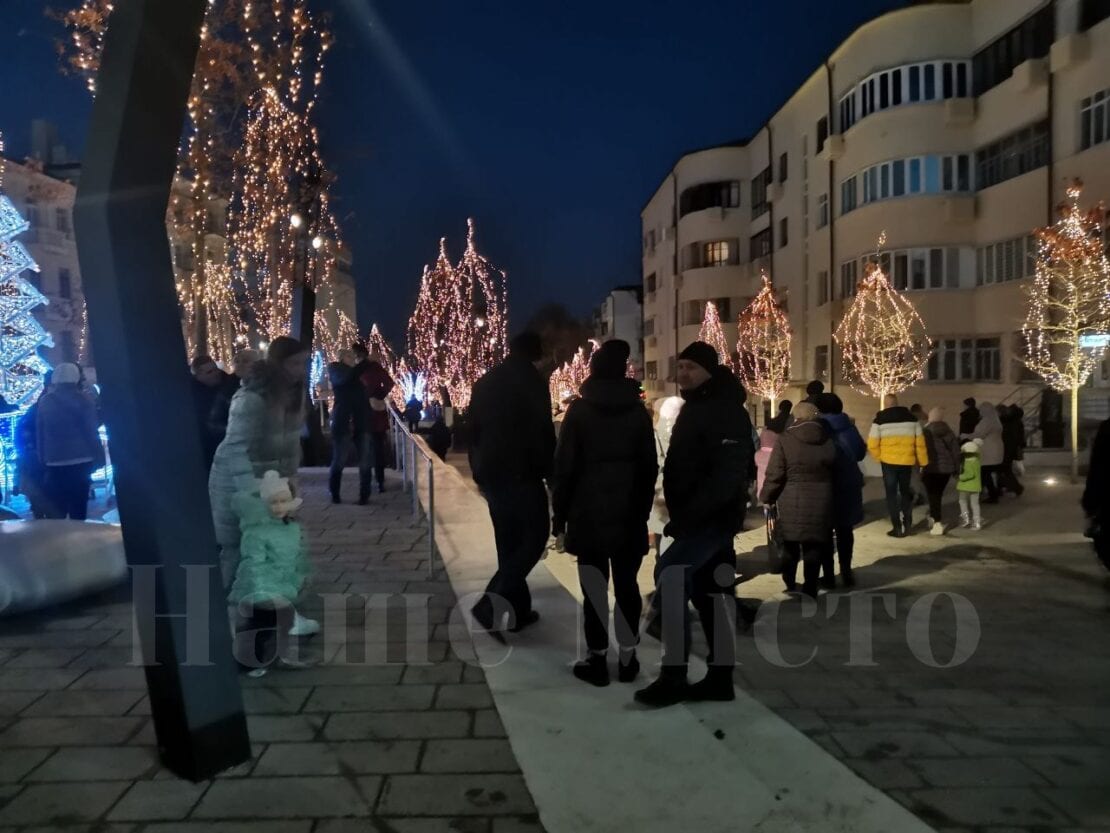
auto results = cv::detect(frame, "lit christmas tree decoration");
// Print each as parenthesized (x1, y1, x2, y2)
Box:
(698, 300, 734, 371)
(549, 340, 598, 408)
(1021, 180, 1110, 481)
(834, 233, 933, 403)
(736, 273, 792, 413)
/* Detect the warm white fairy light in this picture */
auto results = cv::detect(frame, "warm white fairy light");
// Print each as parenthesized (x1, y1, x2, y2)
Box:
(1021, 180, 1110, 480)
(736, 272, 792, 412)
(698, 300, 733, 371)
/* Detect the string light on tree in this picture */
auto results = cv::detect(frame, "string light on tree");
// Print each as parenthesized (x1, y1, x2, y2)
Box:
(1021, 180, 1110, 481)
(736, 272, 792, 413)
(834, 233, 933, 403)
(549, 340, 598, 408)
(698, 300, 734, 371)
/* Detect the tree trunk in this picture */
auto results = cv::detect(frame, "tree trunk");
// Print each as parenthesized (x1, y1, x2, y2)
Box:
(1071, 383, 1080, 483)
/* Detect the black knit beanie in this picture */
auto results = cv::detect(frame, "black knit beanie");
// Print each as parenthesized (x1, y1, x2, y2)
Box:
(678, 341, 718, 374)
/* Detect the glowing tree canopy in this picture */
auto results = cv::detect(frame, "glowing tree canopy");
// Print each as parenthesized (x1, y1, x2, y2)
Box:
(549, 340, 598, 409)
(1021, 181, 1110, 480)
(736, 274, 792, 411)
(698, 300, 733, 371)
(366, 323, 396, 368)
(405, 221, 509, 409)
(834, 235, 933, 402)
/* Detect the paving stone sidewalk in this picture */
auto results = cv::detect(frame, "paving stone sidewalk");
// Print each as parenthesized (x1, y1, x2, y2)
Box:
(0, 469, 545, 833)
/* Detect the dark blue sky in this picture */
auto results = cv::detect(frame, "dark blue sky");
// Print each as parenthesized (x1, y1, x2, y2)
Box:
(2, 0, 903, 343)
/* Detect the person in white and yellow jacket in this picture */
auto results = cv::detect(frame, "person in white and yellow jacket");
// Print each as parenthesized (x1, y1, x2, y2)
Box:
(868, 394, 929, 538)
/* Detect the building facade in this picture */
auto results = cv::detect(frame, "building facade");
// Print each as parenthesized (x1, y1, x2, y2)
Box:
(594, 285, 644, 376)
(642, 0, 1110, 440)
(0, 158, 91, 378)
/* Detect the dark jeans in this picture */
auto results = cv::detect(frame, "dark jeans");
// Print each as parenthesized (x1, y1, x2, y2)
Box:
(329, 429, 372, 499)
(44, 463, 94, 521)
(473, 478, 551, 626)
(921, 472, 951, 523)
(981, 465, 1001, 500)
(782, 540, 824, 596)
(998, 461, 1024, 495)
(654, 529, 736, 671)
(881, 463, 914, 531)
(820, 526, 855, 580)
(370, 431, 388, 486)
(577, 550, 644, 654)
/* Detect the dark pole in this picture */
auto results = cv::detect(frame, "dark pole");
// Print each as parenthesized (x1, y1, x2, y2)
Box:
(72, 0, 250, 781)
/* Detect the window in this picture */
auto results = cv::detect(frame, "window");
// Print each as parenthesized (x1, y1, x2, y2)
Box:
(679, 180, 741, 218)
(55, 208, 71, 235)
(976, 235, 1037, 285)
(816, 117, 829, 154)
(713, 298, 732, 321)
(779, 218, 789, 248)
(704, 241, 732, 267)
(646, 361, 658, 381)
(56, 268, 73, 299)
(840, 260, 858, 298)
(840, 176, 858, 215)
(973, 5, 1055, 95)
(816, 270, 829, 306)
(599, 321, 609, 336)
(853, 154, 972, 208)
(837, 60, 971, 132)
(751, 167, 772, 219)
(1081, 89, 1110, 151)
(853, 246, 967, 292)
(646, 273, 657, 293)
(779, 152, 789, 183)
(750, 229, 773, 261)
(976, 121, 1050, 189)
(927, 338, 1002, 382)
(25, 203, 41, 228)
(839, 94, 856, 133)
(1083, 0, 1110, 30)
(814, 345, 829, 381)
(58, 331, 77, 364)
(817, 193, 829, 229)
(644, 317, 655, 337)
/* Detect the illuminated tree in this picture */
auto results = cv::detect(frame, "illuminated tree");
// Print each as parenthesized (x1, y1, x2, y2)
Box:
(834, 236, 932, 403)
(549, 341, 598, 409)
(454, 219, 509, 397)
(1021, 181, 1110, 481)
(736, 273, 792, 413)
(407, 240, 463, 403)
(698, 300, 733, 371)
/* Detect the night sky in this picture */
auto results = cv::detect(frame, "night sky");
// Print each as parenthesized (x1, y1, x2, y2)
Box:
(2, 0, 904, 344)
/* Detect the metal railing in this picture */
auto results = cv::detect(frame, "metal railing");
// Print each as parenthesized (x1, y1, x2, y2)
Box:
(389, 409, 436, 562)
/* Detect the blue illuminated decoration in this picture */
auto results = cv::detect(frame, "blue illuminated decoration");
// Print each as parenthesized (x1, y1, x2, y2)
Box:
(309, 349, 326, 405)
(400, 371, 428, 405)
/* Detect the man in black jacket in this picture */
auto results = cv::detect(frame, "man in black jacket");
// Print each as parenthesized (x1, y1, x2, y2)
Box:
(328, 347, 373, 504)
(469, 332, 556, 637)
(636, 341, 753, 708)
(1083, 416, 1110, 570)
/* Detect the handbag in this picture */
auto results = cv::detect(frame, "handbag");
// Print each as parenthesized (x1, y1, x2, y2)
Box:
(765, 505, 785, 574)
(368, 397, 387, 413)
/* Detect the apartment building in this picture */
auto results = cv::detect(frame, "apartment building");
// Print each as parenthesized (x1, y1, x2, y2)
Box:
(1, 157, 91, 377)
(594, 285, 645, 377)
(642, 0, 1110, 439)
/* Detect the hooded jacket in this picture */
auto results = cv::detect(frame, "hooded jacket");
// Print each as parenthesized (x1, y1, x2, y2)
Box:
(970, 403, 1004, 466)
(329, 359, 371, 436)
(957, 441, 983, 493)
(359, 361, 396, 434)
(923, 420, 961, 475)
(468, 354, 556, 487)
(36, 385, 102, 467)
(209, 360, 305, 553)
(759, 419, 837, 543)
(819, 412, 867, 527)
(551, 376, 657, 555)
(1001, 406, 1026, 463)
(868, 405, 928, 467)
(959, 404, 981, 437)
(663, 366, 753, 538)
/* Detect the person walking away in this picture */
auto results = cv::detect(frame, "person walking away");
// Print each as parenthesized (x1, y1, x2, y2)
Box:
(35, 363, 102, 521)
(15, 371, 54, 519)
(1083, 417, 1110, 570)
(469, 332, 556, 637)
(209, 337, 317, 636)
(428, 416, 452, 461)
(760, 403, 836, 597)
(921, 407, 961, 535)
(970, 402, 1004, 503)
(552, 340, 657, 687)
(209, 349, 260, 446)
(635, 341, 752, 708)
(358, 347, 396, 493)
(773, 399, 795, 431)
(803, 380, 824, 406)
(815, 393, 866, 587)
(755, 421, 783, 501)
(959, 397, 980, 438)
(404, 396, 423, 433)
(957, 439, 984, 530)
(191, 355, 232, 470)
(868, 394, 929, 538)
(327, 349, 374, 504)
(999, 405, 1026, 496)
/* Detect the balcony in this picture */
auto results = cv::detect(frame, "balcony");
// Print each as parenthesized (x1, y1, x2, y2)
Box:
(1012, 58, 1048, 93)
(1050, 33, 1090, 73)
(818, 135, 845, 163)
(945, 98, 976, 126)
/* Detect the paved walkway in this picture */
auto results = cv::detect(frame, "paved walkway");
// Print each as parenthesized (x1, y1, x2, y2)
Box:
(0, 468, 544, 833)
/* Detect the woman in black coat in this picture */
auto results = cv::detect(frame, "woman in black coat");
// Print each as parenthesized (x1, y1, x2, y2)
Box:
(759, 402, 837, 598)
(552, 340, 658, 687)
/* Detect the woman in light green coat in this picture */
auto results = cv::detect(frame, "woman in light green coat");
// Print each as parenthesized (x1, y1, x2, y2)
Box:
(209, 337, 311, 632)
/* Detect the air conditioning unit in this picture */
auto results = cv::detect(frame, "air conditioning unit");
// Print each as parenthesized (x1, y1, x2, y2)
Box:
(820, 135, 845, 162)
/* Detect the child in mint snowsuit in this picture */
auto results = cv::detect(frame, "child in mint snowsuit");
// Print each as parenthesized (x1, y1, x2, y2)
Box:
(228, 486, 307, 608)
(957, 439, 983, 530)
